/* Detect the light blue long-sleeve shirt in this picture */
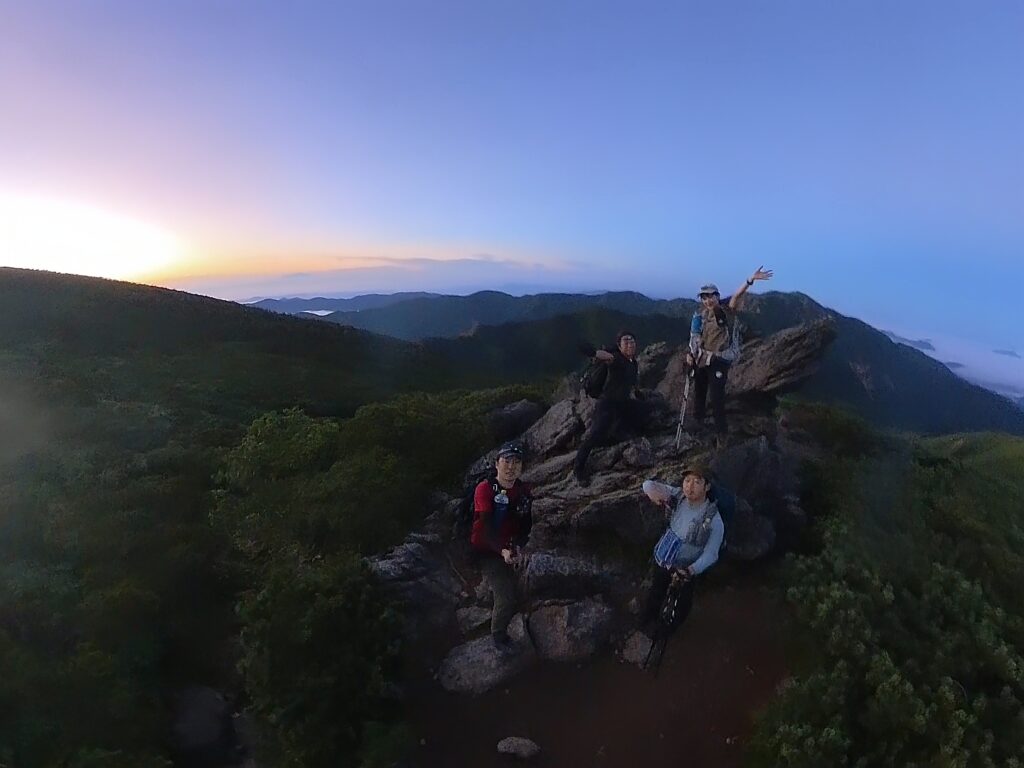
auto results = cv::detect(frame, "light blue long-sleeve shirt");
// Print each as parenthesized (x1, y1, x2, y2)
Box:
(644, 479, 725, 575)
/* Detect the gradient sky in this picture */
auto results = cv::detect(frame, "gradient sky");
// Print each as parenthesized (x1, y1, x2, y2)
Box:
(1, 1, 1022, 388)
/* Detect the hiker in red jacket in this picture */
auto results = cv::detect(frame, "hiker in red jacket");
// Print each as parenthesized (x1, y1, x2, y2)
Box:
(471, 440, 533, 653)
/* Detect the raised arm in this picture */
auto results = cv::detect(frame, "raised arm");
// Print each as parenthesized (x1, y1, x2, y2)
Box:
(728, 266, 773, 310)
(580, 341, 615, 364)
(642, 479, 679, 508)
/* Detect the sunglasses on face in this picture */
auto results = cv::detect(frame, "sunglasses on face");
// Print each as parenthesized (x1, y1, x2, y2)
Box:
(699, 294, 720, 300)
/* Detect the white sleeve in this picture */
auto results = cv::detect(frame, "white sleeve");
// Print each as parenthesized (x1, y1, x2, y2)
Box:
(642, 480, 680, 506)
(689, 514, 725, 575)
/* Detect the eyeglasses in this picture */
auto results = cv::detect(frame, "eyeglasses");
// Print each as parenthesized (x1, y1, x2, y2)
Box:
(699, 294, 720, 300)
(619, 336, 636, 343)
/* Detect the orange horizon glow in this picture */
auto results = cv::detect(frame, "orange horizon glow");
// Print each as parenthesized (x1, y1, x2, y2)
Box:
(0, 190, 570, 291)
(139, 242, 564, 285)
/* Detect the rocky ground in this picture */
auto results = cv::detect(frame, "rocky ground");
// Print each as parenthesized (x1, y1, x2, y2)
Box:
(407, 576, 789, 767)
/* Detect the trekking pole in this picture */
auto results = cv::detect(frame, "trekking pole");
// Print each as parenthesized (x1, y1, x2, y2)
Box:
(643, 570, 686, 674)
(643, 626, 665, 672)
(674, 365, 694, 451)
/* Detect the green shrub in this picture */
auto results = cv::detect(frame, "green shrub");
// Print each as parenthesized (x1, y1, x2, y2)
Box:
(236, 551, 400, 768)
(750, 434, 1024, 767)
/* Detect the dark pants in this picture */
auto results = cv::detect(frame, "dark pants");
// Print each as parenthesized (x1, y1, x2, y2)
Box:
(480, 555, 516, 636)
(693, 359, 729, 434)
(574, 397, 651, 475)
(642, 565, 695, 630)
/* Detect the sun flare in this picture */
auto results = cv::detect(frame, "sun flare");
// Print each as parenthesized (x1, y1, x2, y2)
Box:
(0, 192, 184, 281)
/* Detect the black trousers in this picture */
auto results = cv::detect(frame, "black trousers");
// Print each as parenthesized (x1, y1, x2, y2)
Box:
(642, 565, 695, 630)
(693, 359, 730, 434)
(574, 397, 651, 475)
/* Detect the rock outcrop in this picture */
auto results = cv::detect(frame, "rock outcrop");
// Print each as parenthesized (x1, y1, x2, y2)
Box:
(370, 320, 834, 693)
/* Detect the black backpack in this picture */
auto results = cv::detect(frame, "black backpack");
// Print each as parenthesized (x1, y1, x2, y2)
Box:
(707, 482, 736, 532)
(456, 472, 495, 533)
(579, 360, 609, 399)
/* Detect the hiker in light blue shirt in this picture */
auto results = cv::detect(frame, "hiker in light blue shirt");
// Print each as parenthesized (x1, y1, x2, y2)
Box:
(639, 463, 725, 633)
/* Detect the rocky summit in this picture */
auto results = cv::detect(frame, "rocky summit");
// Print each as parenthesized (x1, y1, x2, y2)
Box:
(369, 319, 836, 694)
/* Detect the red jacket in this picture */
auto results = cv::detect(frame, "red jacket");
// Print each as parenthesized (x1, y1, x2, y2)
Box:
(470, 478, 533, 554)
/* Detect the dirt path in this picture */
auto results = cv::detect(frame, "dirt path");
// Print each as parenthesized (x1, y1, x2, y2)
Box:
(407, 582, 788, 767)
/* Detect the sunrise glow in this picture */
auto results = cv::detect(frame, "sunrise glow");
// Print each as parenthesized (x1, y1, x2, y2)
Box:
(0, 193, 184, 280)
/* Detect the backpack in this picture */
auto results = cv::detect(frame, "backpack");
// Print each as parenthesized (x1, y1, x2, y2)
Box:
(579, 359, 609, 399)
(455, 471, 497, 536)
(707, 482, 736, 532)
(693, 307, 743, 363)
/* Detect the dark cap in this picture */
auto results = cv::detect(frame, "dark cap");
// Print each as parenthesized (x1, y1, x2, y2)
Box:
(680, 463, 712, 482)
(616, 329, 637, 344)
(497, 440, 525, 460)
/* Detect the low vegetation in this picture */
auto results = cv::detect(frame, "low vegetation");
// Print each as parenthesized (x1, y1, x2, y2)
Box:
(751, 413, 1024, 767)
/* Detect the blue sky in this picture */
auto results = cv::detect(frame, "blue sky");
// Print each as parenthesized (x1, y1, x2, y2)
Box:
(1, 0, 1021, 389)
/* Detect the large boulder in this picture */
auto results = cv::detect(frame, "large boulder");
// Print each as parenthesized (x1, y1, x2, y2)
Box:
(437, 615, 536, 694)
(724, 504, 777, 560)
(528, 598, 614, 660)
(638, 341, 676, 389)
(368, 540, 463, 638)
(488, 399, 546, 442)
(521, 551, 624, 600)
(456, 606, 491, 634)
(571, 489, 662, 546)
(521, 451, 575, 487)
(522, 398, 593, 458)
(726, 318, 836, 397)
(711, 435, 796, 510)
(654, 319, 835, 406)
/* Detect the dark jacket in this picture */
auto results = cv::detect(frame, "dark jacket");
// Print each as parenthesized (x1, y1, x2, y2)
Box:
(580, 343, 639, 401)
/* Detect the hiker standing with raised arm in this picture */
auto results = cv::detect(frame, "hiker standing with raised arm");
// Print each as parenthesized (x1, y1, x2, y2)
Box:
(573, 330, 650, 486)
(687, 266, 773, 441)
(470, 441, 533, 654)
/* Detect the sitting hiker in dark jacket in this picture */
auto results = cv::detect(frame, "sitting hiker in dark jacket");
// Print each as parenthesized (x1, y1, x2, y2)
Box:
(639, 463, 724, 635)
(471, 440, 533, 653)
(574, 329, 651, 486)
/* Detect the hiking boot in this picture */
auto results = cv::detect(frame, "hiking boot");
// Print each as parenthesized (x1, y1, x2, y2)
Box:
(492, 631, 515, 655)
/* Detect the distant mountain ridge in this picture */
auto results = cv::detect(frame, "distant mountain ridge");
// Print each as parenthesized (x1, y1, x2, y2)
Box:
(3, 269, 1022, 436)
(316, 290, 693, 339)
(250, 291, 439, 314)
(292, 287, 1024, 435)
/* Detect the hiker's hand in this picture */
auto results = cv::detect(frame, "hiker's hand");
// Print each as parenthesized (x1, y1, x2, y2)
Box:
(750, 266, 773, 283)
(501, 548, 514, 565)
(595, 349, 614, 363)
(686, 353, 695, 367)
